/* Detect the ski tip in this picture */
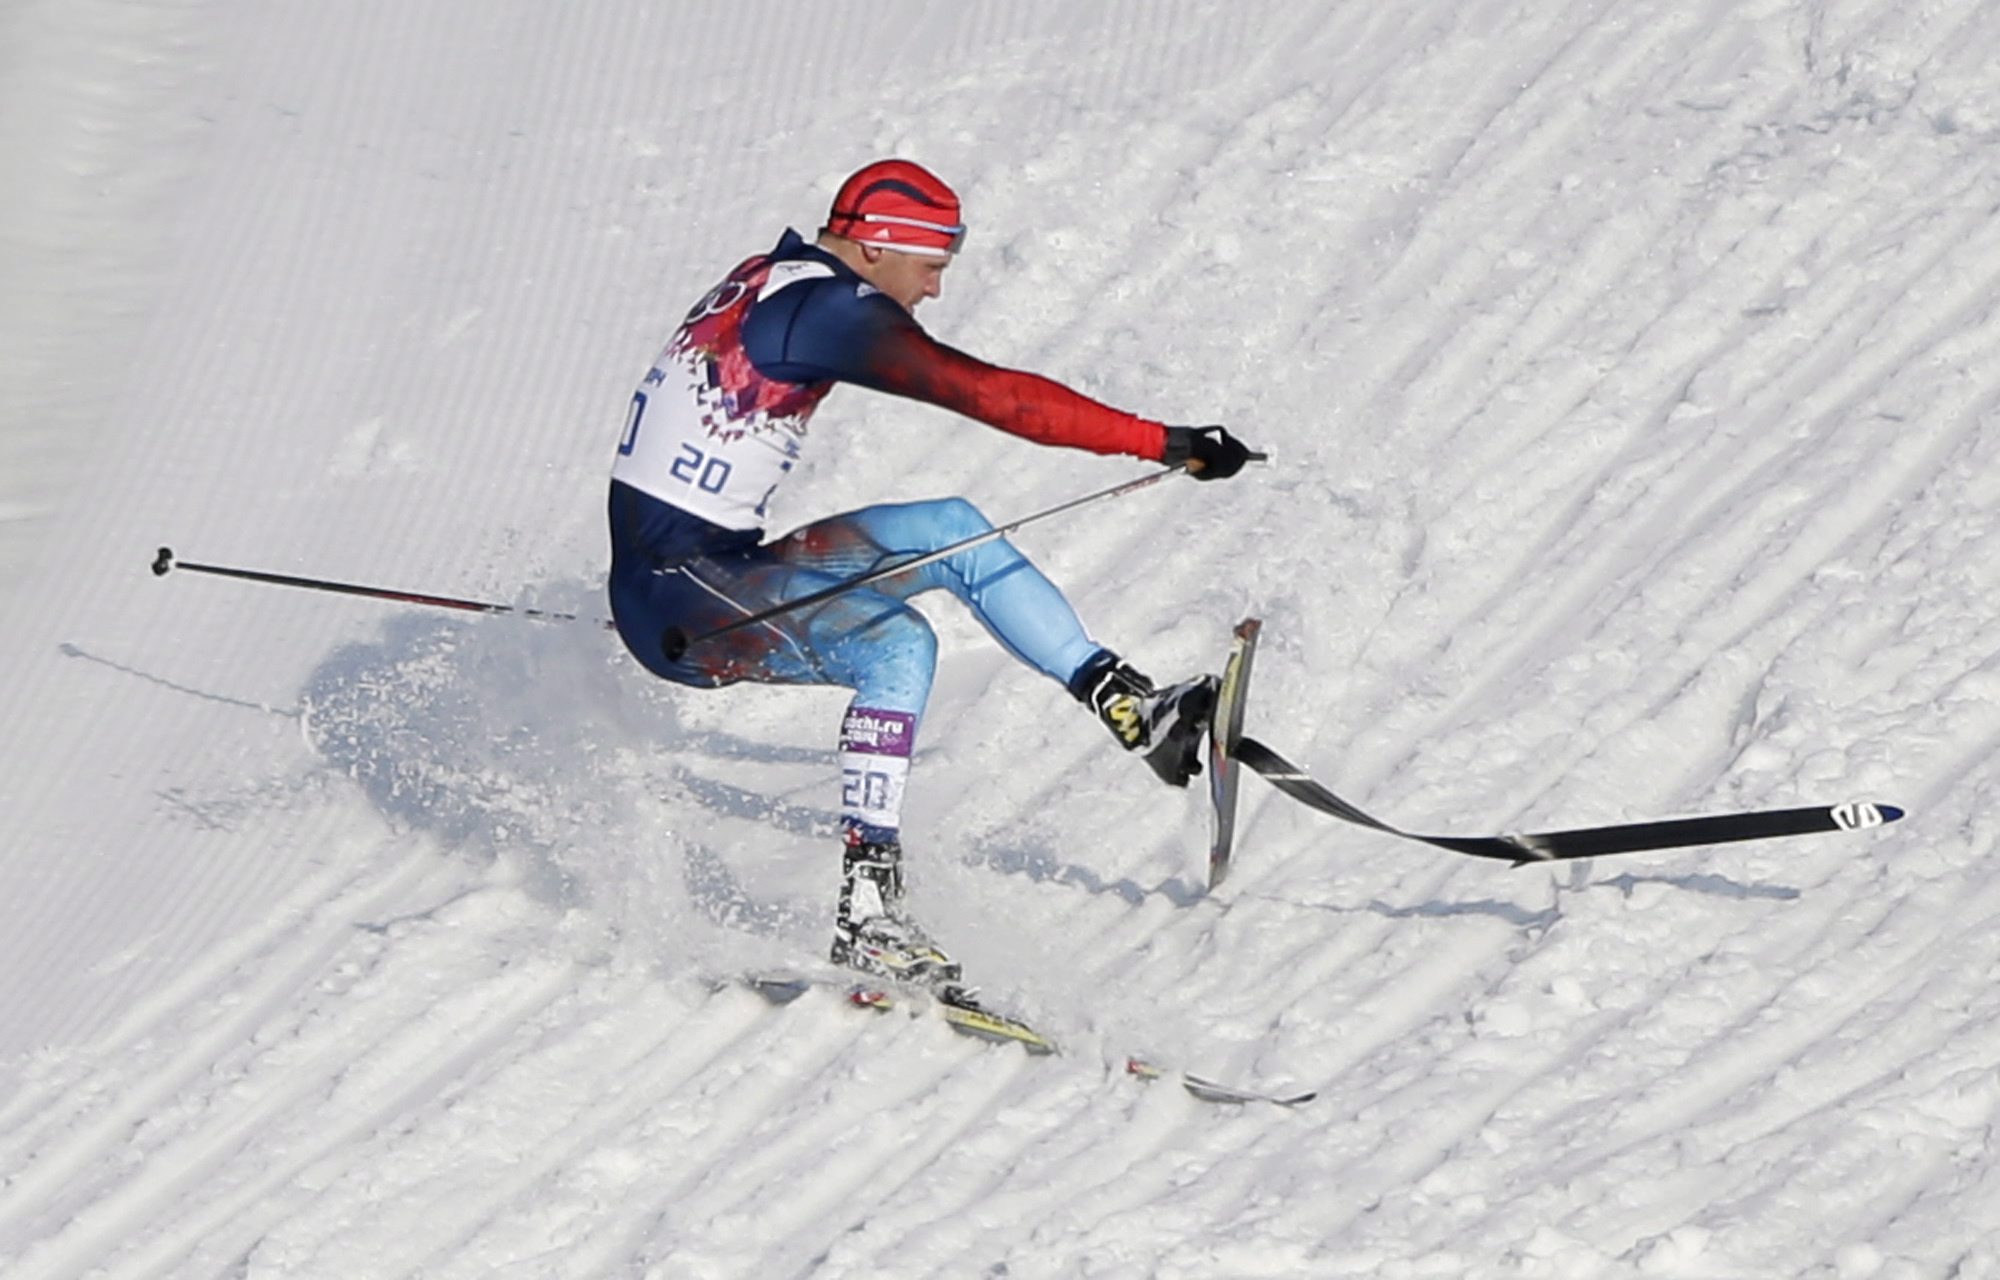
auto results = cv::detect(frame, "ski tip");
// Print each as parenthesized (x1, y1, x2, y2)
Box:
(1833, 801, 1904, 831)
(1179, 1073, 1318, 1107)
(743, 974, 812, 1005)
(1129, 1059, 1316, 1106)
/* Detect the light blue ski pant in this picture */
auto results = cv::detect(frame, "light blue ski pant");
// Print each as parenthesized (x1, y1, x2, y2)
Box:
(609, 497, 1104, 834)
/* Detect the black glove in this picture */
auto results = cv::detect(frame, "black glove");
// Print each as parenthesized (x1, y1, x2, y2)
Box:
(1162, 425, 1255, 480)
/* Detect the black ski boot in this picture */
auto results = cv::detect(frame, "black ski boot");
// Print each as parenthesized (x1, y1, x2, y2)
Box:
(1071, 650, 1218, 788)
(829, 831, 962, 986)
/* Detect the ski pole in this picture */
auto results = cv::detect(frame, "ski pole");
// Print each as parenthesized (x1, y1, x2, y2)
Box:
(149, 547, 615, 629)
(662, 457, 1258, 662)
(153, 455, 1260, 647)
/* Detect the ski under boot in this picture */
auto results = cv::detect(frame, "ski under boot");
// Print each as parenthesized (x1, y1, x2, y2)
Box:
(1073, 652, 1219, 788)
(829, 832, 962, 987)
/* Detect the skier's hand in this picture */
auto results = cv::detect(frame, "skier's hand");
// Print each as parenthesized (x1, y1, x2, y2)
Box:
(1163, 425, 1256, 480)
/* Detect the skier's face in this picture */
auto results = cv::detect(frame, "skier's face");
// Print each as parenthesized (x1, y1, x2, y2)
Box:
(866, 247, 951, 313)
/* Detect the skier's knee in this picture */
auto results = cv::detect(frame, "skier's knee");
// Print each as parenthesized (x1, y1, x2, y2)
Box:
(929, 496, 992, 541)
(896, 609, 939, 675)
(863, 608, 937, 708)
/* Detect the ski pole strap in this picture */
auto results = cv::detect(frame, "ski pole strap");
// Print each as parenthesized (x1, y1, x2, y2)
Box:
(1233, 737, 1903, 865)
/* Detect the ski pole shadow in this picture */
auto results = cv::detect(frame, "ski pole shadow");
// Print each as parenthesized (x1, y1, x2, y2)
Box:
(1230, 888, 1558, 930)
(59, 641, 300, 719)
(673, 769, 840, 840)
(678, 731, 829, 767)
(977, 842, 1207, 908)
(1588, 870, 1802, 901)
(1367, 896, 1561, 928)
(679, 835, 807, 937)
(61, 641, 335, 836)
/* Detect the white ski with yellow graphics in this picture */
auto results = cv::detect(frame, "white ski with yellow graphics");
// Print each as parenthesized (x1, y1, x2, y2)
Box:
(741, 971, 1314, 1106)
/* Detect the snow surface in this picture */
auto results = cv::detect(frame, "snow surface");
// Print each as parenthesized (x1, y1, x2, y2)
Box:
(3, 0, 1998, 1275)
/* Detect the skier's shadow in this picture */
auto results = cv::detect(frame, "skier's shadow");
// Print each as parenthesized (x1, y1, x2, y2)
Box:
(78, 586, 841, 936)
(295, 592, 839, 926)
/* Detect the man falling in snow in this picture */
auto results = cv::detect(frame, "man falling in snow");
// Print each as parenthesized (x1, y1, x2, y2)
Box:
(607, 159, 1255, 987)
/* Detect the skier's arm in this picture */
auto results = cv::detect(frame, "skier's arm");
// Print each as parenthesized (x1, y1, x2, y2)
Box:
(746, 280, 1168, 461)
(850, 325, 1169, 462)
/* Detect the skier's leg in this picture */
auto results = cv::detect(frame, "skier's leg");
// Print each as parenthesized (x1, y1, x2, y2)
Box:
(780, 580, 934, 843)
(609, 551, 958, 981)
(611, 552, 931, 703)
(773, 496, 1100, 686)
(774, 498, 1216, 784)
(761, 577, 959, 982)
(612, 551, 936, 822)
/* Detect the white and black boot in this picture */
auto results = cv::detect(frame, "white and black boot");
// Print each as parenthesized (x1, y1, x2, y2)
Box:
(829, 830, 962, 987)
(1071, 650, 1218, 788)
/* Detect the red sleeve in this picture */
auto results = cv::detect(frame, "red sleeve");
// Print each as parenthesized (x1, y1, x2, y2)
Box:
(853, 324, 1169, 462)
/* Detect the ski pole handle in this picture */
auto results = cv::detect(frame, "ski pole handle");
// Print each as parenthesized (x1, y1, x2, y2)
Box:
(1186, 449, 1269, 475)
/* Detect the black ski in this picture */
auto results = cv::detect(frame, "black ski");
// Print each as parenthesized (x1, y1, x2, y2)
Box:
(1234, 737, 1903, 865)
(1205, 618, 1262, 888)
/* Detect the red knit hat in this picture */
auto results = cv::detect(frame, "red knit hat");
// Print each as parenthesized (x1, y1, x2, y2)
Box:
(825, 159, 965, 256)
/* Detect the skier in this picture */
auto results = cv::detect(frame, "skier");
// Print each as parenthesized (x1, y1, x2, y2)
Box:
(606, 158, 1255, 987)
